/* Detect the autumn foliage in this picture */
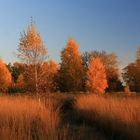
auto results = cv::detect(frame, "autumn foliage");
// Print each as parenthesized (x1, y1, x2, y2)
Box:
(86, 57, 108, 94)
(123, 47, 140, 92)
(59, 38, 84, 92)
(82, 51, 122, 92)
(18, 23, 47, 65)
(0, 60, 11, 92)
(17, 21, 48, 93)
(16, 74, 25, 89)
(38, 60, 58, 92)
(4, 20, 140, 94)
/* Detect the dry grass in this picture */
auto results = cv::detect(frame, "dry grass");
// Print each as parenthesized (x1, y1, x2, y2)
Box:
(0, 94, 104, 140)
(0, 93, 139, 140)
(0, 95, 60, 140)
(76, 94, 140, 140)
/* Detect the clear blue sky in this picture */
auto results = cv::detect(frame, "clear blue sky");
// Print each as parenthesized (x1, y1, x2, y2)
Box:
(0, 0, 140, 68)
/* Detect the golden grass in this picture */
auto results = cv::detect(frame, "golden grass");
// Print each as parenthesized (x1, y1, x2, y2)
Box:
(0, 96, 60, 140)
(0, 93, 139, 140)
(0, 95, 97, 140)
(0, 94, 107, 140)
(76, 94, 140, 140)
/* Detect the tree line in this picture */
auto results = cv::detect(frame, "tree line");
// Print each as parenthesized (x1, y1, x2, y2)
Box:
(0, 21, 139, 94)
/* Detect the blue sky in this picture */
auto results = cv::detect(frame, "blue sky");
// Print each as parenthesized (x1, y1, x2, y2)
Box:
(0, 0, 140, 68)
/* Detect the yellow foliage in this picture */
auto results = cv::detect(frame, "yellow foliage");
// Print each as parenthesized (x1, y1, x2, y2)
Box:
(18, 22, 47, 65)
(18, 21, 48, 93)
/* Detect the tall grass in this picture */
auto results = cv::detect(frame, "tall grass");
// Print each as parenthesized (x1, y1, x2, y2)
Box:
(76, 94, 140, 140)
(0, 95, 102, 140)
(0, 96, 60, 140)
(1, 94, 139, 140)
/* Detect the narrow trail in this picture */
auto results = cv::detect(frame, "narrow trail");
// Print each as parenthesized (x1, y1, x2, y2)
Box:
(59, 97, 137, 140)
(60, 98, 107, 140)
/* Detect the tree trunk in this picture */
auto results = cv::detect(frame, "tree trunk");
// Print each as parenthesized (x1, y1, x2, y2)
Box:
(35, 64, 39, 95)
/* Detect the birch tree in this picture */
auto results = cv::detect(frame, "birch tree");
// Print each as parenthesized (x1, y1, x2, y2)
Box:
(17, 21, 47, 94)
